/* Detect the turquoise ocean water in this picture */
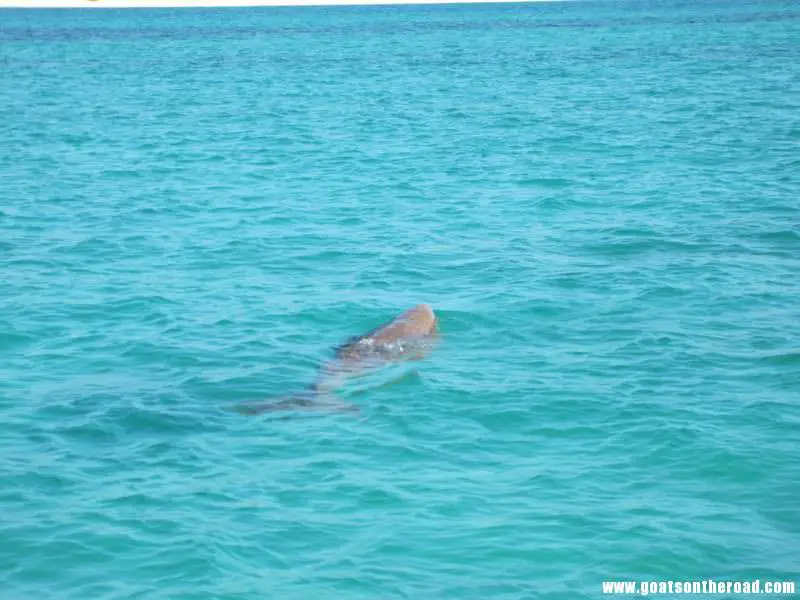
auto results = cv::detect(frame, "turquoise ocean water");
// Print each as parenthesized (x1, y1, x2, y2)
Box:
(1, 1, 799, 598)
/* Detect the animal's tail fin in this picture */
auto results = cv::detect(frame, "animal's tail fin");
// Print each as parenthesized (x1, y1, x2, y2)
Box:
(228, 401, 285, 416)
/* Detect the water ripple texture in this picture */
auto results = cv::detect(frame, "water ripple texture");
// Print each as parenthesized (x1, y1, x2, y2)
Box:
(1, 1, 799, 598)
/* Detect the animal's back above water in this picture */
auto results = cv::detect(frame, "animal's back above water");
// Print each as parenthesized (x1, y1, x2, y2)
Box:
(232, 304, 439, 416)
(331, 303, 438, 362)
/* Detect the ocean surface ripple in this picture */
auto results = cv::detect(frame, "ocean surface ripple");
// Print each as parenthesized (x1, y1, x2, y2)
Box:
(1, 0, 799, 598)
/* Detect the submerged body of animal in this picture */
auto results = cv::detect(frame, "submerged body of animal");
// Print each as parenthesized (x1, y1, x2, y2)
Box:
(232, 304, 439, 415)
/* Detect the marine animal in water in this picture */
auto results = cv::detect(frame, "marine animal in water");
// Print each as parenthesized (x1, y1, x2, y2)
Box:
(232, 304, 439, 415)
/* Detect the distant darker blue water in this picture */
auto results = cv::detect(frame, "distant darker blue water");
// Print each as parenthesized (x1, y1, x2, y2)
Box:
(1, 1, 799, 598)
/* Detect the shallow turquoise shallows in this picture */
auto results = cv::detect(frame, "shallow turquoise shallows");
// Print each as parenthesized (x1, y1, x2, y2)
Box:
(1, 1, 799, 598)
